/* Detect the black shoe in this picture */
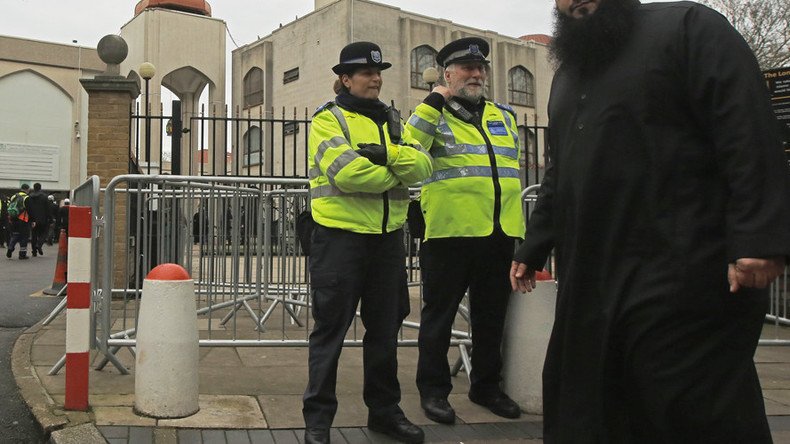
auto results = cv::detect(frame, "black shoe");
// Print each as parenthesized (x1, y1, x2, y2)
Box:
(420, 397, 455, 424)
(38, 247, 44, 255)
(368, 412, 424, 443)
(468, 390, 521, 419)
(19, 253, 29, 260)
(304, 427, 329, 444)
(32, 251, 37, 257)
(6, 249, 12, 259)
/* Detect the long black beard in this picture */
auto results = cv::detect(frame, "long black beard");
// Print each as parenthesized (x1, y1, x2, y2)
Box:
(550, 0, 640, 74)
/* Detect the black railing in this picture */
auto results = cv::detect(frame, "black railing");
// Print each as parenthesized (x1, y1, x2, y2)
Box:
(130, 102, 550, 186)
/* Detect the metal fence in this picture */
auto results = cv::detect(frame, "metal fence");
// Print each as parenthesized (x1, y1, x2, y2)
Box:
(129, 103, 550, 187)
(92, 175, 476, 375)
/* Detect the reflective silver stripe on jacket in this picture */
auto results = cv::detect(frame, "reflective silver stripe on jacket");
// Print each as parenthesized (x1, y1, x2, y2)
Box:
(423, 166, 520, 184)
(497, 108, 519, 148)
(437, 118, 456, 145)
(408, 114, 437, 136)
(313, 136, 348, 168)
(431, 143, 518, 160)
(326, 150, 359, 186)
(311, 185, 410, 201)
(328, 106, 351, 141)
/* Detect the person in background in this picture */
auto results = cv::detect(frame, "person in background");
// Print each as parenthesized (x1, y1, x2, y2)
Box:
(47, 195, 59, 244)
(27, 182, 50, 257)
(6, 184, 31, 260)
(303, 41, 432, 444)
(0, 195, 7, 248)
(404, 37, 525, 424)
(57, 198, 70, 237)
(510, 0, 789, 441)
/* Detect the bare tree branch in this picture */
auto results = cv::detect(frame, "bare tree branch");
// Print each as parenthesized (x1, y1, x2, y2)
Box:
(699, 0, 790, 69)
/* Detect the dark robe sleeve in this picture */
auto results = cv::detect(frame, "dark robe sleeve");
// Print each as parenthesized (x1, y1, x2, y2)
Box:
(513, 142, 557, 270)
(682, 4, 790, 261)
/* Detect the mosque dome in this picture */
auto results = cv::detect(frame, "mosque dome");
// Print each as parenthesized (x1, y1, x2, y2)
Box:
(134, 0, 211, 17)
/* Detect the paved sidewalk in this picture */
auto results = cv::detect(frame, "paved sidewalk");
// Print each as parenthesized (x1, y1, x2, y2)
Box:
(11, 287, 790, 443)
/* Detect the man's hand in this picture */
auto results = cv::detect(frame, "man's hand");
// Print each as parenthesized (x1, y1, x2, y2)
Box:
(432, 85, 452, 100)
(356, 143, 387, 166)
(728, 256, 786, 293)
(510, 261, 537, 293)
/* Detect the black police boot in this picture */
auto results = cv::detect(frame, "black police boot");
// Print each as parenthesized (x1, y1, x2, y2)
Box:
(19, 251, 29, 260)
(368, 411, 424, 443)
(468, 389, 521, 419)
(6, 248, 12, 259)
(420, 397, 455, 424)
(303, 427, 329, 444)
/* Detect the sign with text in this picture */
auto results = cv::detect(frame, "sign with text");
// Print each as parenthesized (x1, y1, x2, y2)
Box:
(764, 67, 790, 163)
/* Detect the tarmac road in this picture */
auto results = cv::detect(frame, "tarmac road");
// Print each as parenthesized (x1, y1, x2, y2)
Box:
(0, 243, 60, 443)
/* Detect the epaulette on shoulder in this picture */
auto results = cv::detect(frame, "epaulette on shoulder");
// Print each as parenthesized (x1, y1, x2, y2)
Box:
(313, 101, 336, 117)
(493, 102, 516, 118)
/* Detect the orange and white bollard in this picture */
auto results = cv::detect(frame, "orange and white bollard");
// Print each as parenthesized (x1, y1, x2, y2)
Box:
(65, 206, 92, 411)
(134, 264, 199, 418)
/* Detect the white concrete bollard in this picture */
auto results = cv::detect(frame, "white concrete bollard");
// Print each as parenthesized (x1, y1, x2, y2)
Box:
(502, 279, 557, 414)
(134, 263, 200, 418)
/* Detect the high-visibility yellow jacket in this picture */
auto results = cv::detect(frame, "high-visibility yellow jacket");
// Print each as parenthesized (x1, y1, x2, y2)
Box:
(406, 100, 525, 240)
(308, 102, 433, 234)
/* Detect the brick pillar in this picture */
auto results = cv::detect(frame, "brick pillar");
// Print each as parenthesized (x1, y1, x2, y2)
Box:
(80, 77, 140, 290)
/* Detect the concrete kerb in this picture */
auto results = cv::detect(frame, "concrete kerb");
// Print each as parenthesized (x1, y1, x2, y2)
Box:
(11, 318, 104, 443)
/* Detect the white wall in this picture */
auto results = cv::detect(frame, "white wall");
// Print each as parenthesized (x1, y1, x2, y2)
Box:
(0, 70, 73, 190)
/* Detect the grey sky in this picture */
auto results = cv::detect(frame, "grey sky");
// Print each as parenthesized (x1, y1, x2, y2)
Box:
(1, 1, 557, 49)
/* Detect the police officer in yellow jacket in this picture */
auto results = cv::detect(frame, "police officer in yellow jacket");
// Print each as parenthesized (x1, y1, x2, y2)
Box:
(303, 41, 433, 444)
(405, 37, 525, 424)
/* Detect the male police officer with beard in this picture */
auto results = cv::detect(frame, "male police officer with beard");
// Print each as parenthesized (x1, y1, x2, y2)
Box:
(405, 37, 524, 424)
(511, 0, 789, 441)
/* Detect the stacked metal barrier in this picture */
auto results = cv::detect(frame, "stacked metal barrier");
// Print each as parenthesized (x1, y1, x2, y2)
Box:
(94, 175, 473, 371)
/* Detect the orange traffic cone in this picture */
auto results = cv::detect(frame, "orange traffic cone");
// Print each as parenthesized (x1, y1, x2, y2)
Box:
(43, 230, 68, 296)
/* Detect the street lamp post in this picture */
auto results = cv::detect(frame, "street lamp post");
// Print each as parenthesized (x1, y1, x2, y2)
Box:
(139, 62, 156, 174)
(422, 67, 440, 91)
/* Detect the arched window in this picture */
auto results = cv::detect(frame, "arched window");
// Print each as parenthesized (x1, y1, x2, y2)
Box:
(508, 66, 535, 107)
(243, 68, 264, 108)
(411, 45, 439, 90)
(243, 125, 262, 165)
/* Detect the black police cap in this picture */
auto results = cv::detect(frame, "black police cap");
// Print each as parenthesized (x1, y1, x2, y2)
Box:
(332, 41, 392, 75)
(436, 37, 490, 68)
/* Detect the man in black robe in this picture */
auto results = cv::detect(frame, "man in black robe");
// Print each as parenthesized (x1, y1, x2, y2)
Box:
(510, 0, 789, 441)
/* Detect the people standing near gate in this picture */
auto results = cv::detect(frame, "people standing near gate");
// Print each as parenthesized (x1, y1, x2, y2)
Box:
(404, 37, 525, 424)
(58, 199, 70, 237)
(47, 195, 59, 244)
(0, 195, 7, 248)
(510, 0, 789, 441)
(6, 184, 31, 260)
(303, 41, 432, 444)
(27, 182, 50, 257)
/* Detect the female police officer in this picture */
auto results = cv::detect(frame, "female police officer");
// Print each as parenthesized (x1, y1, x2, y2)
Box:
(302, 41, 433, 444)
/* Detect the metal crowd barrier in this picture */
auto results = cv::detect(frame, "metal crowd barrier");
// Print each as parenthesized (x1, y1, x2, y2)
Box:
(91, 175, 473, 374)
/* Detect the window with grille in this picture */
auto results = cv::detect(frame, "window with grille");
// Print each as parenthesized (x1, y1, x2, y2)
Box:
(243, 68, 264, 108)
(508, 66, 535, 107)
(283, 67, 299, 84)
(243, 126, 262, 165)
(410, 45, 439, 90)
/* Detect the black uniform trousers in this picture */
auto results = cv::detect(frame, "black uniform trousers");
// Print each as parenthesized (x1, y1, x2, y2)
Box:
(31, 220, 48, 251)
(303, 225, 410, 429)
(7, 219, 30, 256)
(417, 230, 514, 399)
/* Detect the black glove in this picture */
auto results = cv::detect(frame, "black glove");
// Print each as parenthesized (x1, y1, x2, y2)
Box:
(356, 143, 388, 166)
